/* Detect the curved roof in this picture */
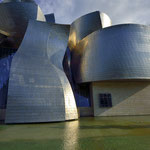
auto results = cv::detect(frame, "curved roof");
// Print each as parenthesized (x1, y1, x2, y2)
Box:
(71, 24, 150, 83)
(68, 11, 111, 50)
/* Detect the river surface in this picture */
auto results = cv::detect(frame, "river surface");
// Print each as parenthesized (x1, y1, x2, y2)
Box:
(0, 116, 150, 150)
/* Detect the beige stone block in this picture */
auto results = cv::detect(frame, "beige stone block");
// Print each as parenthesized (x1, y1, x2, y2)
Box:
(92, 81, 150, 116)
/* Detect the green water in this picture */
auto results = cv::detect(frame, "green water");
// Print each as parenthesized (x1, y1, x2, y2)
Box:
(0, 116, 150, 150)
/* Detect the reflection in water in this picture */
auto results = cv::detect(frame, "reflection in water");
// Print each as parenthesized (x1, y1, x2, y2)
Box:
(63, 120, 79, 150)
(0, 116, 150, 150)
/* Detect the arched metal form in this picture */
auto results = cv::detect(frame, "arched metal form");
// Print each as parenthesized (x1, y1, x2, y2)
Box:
(0, 0, 45, 49)
(5, 20, 78, 123)
(65, 11, 111, 107)
(45, 13, 55, 23)
(71, 24, 150, 83)
(68, 11, 111, 50)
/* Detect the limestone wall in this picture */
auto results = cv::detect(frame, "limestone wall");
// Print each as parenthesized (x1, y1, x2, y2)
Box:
(92, 81, 150, 116)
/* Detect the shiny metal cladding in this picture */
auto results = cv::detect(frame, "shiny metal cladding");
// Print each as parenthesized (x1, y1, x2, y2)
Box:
(71, 24, 150, 83)
(5, 20, 78, 123)
(0, 0, 45, 48)
(68, 11, 111, 50)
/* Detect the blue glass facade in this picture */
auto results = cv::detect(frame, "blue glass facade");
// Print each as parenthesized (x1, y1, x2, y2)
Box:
(75, 93, 90, 107)
(0, 54, 14, 109)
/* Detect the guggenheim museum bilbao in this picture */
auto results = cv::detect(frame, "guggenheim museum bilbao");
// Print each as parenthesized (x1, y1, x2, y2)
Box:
(0, 0, 150, 124)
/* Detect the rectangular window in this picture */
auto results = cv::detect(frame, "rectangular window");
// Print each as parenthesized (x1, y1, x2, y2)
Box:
(99, 93, 112, 107)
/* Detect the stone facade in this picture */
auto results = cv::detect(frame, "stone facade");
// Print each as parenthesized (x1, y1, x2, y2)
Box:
(92, 81, 150, 116)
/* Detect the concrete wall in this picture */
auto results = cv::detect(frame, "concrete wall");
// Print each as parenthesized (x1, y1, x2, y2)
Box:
(92, 81, 150, 116)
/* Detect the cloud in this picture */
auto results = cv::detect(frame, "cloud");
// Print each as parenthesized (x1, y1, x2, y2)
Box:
(36, 0, 75, 24)
(0, 0, 150, 25)
(35, 0, 150, 25)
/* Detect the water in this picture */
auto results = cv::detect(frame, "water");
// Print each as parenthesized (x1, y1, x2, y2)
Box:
(0, 116, 150, 150)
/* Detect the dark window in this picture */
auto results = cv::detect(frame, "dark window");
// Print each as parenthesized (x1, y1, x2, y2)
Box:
(99, 93, 112, 107)
(78, 83, 90, 99)
(77, 83, 91, 107)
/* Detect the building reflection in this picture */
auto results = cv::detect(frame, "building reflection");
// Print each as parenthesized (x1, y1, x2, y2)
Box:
(63, 120, 79, 150)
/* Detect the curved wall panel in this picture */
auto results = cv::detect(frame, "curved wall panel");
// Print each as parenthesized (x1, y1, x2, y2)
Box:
(5, 20, 78, 123)
(68, 11, 111, 50)
(0, 1, 45, 48)
(71, 24, 150, 83)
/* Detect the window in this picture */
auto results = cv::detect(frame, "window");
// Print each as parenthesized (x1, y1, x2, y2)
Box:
(78, 83, 91, 107)
(99, 93, 112, 107)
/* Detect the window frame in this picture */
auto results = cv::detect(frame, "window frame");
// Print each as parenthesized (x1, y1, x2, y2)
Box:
(99, 93, 112, 108)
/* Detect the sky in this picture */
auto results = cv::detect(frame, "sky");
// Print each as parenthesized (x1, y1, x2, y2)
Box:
(0, 0, 150, 25)
(36, 0, 150, 25)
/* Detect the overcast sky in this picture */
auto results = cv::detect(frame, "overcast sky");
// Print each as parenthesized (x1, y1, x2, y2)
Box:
(0, 0, 150, 25)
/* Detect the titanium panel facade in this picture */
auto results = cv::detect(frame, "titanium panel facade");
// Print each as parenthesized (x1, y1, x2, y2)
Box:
(0, 1, 45, 48)
(71, 24, 150, 83)
(66, 11, 111, 107)
(68, 11, 111, 50)
(5, 20, 78, 123)
(1, 0, 150, 121)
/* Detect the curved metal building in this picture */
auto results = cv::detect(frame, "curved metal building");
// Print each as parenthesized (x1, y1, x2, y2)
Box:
(71, 24, 150, 83)
(65, 11, 112, 112)
(0, 0, 47, 122)
(67, 12, 150, 117)
(68, 11, 111, 50)
(67, 11, 112, 84)
(1, 0, 150, 122)
(0, 0, 45, 48)
(5, 20, 78, 123)
(69, 22, 150, 117)
(0, 0, 78, 123)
